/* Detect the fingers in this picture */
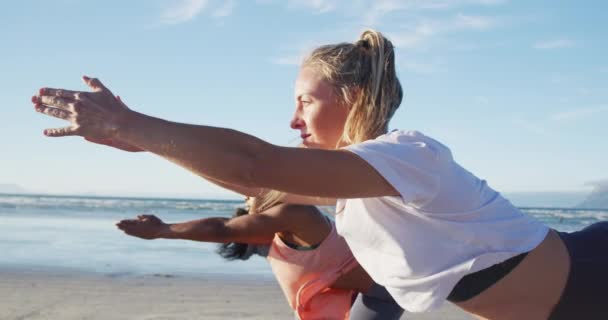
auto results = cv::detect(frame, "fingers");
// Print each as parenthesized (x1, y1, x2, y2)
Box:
(43, 126, 79, 137)
(137, 214, 162, 224)
(116, 219, 137, 229)
(34, 96, 81, 137)
(82, 75, 108, 92)
(35, 104, 73, 120)
(39, 87, 81, 99)
(115, 218, 157, 240)
(33, 95, 80, 111)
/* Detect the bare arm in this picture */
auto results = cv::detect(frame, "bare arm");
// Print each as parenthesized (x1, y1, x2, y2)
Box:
(116, 110, 397, 200)
(116, 204, 325, 244)
(35, 78, 399, 201)
(162, 215, 275, 245)
(84, 135, 265, 197)
(84, 134, 331, 204)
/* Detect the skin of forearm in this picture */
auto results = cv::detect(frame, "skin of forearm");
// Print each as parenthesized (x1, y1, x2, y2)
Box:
(204, 175, 265, 198)
(116, 110, 272, 189)
(159, 218, 230, 242)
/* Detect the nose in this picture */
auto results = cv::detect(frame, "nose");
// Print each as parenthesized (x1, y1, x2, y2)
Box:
(290, 109, 304, 130)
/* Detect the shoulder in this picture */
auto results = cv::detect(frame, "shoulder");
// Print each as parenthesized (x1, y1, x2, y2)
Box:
(345, 130, 452, 164)
(341, 130, 450, 205)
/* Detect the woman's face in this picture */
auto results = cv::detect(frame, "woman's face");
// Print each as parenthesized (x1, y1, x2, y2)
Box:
(290, 66, 349, 150)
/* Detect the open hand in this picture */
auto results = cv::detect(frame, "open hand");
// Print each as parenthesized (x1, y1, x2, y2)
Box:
(116, 214, 167, 240)
(33, 76, 132, 140)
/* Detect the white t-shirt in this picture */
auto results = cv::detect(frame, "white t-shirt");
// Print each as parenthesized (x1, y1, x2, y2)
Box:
(335, 130, 549, 312)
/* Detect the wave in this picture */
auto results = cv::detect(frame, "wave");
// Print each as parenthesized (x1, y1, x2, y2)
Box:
(0, 194, 242, 214)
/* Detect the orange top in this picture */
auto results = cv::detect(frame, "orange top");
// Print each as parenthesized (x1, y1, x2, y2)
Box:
(267, 219, 359, 320)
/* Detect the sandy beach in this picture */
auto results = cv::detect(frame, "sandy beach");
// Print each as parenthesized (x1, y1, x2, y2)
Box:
(0, 268, 473, 320)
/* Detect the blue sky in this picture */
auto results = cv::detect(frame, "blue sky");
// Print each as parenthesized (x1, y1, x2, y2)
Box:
(1, 0, 607, 199)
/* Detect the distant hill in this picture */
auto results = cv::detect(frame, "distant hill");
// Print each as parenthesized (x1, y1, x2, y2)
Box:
(577, 180, 608, 209)
(0, 183, 28, 194)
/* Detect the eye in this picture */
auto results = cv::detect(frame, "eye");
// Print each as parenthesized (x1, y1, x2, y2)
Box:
(301, 100, 311, 106)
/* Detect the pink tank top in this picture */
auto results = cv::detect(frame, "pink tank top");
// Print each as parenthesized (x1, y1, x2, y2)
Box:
(267, 218, 359, 320)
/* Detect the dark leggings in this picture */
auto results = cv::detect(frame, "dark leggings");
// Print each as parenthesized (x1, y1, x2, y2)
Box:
(549, 221, 608, 319)
(350, 283, 405, 320)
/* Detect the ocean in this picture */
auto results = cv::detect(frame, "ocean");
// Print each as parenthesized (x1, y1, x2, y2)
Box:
(1, 194, 606, 278)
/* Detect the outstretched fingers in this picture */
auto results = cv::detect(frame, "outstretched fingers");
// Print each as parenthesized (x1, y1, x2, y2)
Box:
(39, 87, 81, 100)
(43, 126, 79, 137)
(116, 219, 137, 227)
(137, 214, 162, 224)
(35, 104, 73, 120)
(33, 94, 84, 113)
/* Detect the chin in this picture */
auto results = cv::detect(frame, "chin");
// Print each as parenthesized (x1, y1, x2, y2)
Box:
(302, 140, 321, 149)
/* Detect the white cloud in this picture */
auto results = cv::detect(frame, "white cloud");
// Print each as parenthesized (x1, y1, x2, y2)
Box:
(212, 0, 237, 17)
(374, 0, 506, 11)
(267, 0, 507, 67)
(287, 0, 339, 13)
(387, 14, 500, 50)
(550, 105, 608, 122)
(159, 0, 238, 24)
(160, 0, 208, 25)
(390, 23, 438, 48)
(469, 0, 506, 4)
(534, 38, 575, 50)
(259, 0, 507, 25)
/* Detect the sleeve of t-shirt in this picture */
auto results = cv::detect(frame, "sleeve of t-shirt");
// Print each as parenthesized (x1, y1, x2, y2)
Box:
(343, 134, 442, 207)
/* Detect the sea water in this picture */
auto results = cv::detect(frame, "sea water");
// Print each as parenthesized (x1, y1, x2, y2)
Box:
(1, 194, 606, 277)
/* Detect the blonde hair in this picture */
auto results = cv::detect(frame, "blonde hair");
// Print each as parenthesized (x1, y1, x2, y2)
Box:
(303, 29, 403, 145)
(256, 30, 403, 208)
(247, 190, 284, 214)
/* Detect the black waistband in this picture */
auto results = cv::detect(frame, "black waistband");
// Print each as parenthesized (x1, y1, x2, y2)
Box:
(447, 252, 529, 303)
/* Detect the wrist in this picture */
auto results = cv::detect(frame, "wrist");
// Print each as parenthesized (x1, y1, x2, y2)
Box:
(114, 108, 140, 140)
(156, 223, 174, 239)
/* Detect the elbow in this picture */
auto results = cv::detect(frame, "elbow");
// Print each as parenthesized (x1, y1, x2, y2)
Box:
(186, 219, 231, 242)
(204, 220, 231, 242)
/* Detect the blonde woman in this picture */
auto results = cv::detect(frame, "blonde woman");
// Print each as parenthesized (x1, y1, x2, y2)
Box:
(34, 29, 607, 319)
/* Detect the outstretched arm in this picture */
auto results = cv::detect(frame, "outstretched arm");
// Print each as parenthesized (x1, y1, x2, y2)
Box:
(34, 77, 398, 202)
(117, 203, 318, 244)
(118, 213, 275, 245)
(84, 135, 334, 205)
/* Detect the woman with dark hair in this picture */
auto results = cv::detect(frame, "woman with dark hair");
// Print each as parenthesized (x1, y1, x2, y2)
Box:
(117, 199, 404, 320)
